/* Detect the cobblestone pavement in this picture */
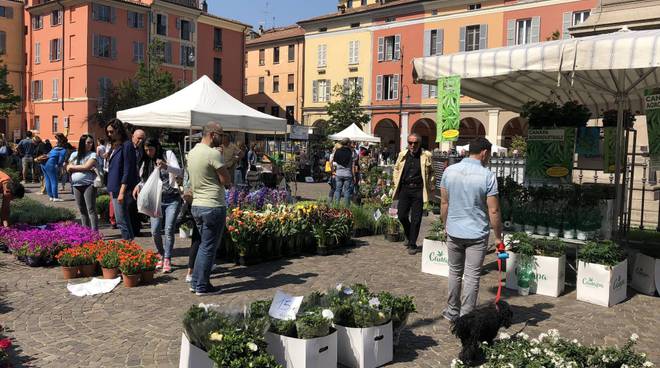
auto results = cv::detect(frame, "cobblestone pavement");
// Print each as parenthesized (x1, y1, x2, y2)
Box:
(1, 183, 658, 367)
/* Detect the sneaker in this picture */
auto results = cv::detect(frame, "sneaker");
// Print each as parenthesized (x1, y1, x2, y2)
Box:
(185, 274, 193, 283)
(163, 258, 172, 273)
(52, 198, 64, 202)
(155, 260, 163, 269)
(407, 245, 420, 255)
(442, 309, 458, 323)
(196, 287, 222, 296)
(189, 287, 195, 293)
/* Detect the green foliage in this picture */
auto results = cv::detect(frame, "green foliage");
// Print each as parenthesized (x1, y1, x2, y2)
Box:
(326, 84, 370, 135)
(96, 194, 110, 221)
(207, 329, 281, 368)
(376, 291, 417, 334)
(578, 241, 627, 266)
(510, 135, 527, 156)
(295, 311, 331, 339)
(626, 229, 660, 244)
(560, 100, 591, 128)
(425, 217, 446, 241)
(2, 167, 20, 183)
(0, 60, 20, 118)
(349, 204, 376, 234)
(507, 233, 567, 258)
(521, 100, 591, 128)
(9, 198, 76, 225)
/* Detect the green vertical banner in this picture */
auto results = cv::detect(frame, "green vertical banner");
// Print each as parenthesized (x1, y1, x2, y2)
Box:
(602, 127, 617, 173)
(645, 88, 660, 171)
(526, 128, 576, 184)
(436, 76, 461, 142)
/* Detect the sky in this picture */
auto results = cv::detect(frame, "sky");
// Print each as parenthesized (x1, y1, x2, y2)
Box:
(209, 0, 337, 29)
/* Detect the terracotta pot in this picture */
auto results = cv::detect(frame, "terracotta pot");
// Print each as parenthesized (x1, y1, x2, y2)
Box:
(79, 264, 97, 278)
(122, 274, 141, 287)
(101, 267, 120, 279)
(61, 266, 79, 279)
(141, 270, 155, 284)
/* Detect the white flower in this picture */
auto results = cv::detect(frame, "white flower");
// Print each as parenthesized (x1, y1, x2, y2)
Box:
(621, 364, 629, 368)
(643, 361, 654, 367)
(530, 338, 540, 345)
(519, 332, 529, 340)
(335, 283, 343, 292)
(498, 332, 511, 340)
(538, 333, 548, 341)
(246, 342, 258, 352)
(321, 309, 334, 320)
(602, 355, 609, 363)
(369, 297, 381, 307)
(530, 348, 540, 355)
(630, 333, 639, 342)
(507, 364, 514, 368)
(572, 339, 578, 344)
(209, 332, 223, 342)
(497, 354, 504, 360)
(450, 359, 463, 368)
(343, 287, 354, 295)
(548, 329, 559, 337)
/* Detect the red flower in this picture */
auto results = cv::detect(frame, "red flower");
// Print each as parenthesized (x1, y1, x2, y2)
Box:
(0, 338, 12, 349)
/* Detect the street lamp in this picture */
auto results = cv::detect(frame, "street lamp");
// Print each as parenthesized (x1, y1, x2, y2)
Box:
(183, 50, 195, 85)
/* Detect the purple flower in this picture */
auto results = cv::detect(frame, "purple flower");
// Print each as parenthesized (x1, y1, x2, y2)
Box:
(1, 222, 102, 259)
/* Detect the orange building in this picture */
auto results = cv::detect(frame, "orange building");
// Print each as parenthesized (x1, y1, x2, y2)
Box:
(244, 26, 305, 124)
(23, 0, 249, 142)
(0, 0, 25, 141)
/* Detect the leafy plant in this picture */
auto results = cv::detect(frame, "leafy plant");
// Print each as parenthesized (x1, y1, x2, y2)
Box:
(96, 194, 111, 222)
(326, 83, 370, 135)
(9, 198, 76, 225)
(295, 311, 331, 339)
(507, 233, 566, 258)
(425, 217, 446, 241)
(521, 101, 561, 128)
(560, 100, 591, 128)
(579, 241, 627, 266)
(56, 247, 87, 267)
(207, 329, 281, 368)
(510, 135, 527, 156)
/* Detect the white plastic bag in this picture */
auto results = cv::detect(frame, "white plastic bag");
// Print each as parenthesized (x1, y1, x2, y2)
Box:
(137, 169, 162, 218)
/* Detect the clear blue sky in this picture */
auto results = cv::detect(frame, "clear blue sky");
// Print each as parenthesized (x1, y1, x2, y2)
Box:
(209, 0, 337, 29)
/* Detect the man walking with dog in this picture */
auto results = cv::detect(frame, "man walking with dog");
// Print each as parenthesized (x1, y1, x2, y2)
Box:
(440, 137, 502, 322)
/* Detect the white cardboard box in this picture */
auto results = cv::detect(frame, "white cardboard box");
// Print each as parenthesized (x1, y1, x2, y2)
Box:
(179, 333, 214, 368)
(336, 321, 393, 368)
(264, 330, 337, 368)
(421, 239, 449, 277)
(505, 253, 566, 297)
(577, 260, 628, 307)
(631, 253, 657, 296)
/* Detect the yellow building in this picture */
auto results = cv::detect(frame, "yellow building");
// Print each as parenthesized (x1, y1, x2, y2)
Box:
(245, 26, 305, 124)
(0, 0, 24, 141)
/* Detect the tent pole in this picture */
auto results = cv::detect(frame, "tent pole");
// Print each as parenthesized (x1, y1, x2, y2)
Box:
(612, 70, 626, 239)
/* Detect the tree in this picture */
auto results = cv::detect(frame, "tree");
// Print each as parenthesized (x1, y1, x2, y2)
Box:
(0, 60, 20, 118)
(325, 83, 370, 135)
(96, 39, 177, 124)
(510, 135, 527, 156)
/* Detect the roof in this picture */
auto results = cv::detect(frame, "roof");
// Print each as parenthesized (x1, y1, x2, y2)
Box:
(246, 25, 305, 46)
(26, 0, 149, 11)
(570, 0, 660, 37)
(200, 12, 252, 28)
(298, 0, 422, 25)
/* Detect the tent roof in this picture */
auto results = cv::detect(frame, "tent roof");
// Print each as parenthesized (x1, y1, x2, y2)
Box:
(412, 29, 660, 115)
(328, 123, 381, 143)
(117, 75, 286, 134)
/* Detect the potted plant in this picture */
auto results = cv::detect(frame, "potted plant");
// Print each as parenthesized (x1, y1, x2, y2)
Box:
(562, 205, 577, 239)
(577, 205, 602, 240)
(141, 250, 159, 284)
(523, 204, 537, 235)
(421, 217, 449, 277)
(97, 241, 120, 279)
(577, 241, 628, 307)
(506, 233, 567, 297)
(520, 101, 560, 128)
(511, 204, 525, 232)
(377, 215, 403, 243)
(119, 249, 142, 287)
(559, 100, 591, 128)
(55, 247, 82, 279)
(78, 246, 97, 278)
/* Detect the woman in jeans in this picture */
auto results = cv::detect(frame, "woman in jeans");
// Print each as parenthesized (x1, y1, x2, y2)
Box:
(43, 133, 68, 202)
(66, 134, 99, 230)
(133, 138, 182, 273)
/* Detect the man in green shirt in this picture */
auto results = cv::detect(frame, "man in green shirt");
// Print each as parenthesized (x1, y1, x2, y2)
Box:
(187, 122, 231, 296)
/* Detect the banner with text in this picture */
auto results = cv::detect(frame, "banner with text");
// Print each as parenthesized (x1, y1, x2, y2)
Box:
(436, 76, 461, 142)
(645, 89, 660, 171)
(526, 128, 576, 184)
(602, 127, 617, 173)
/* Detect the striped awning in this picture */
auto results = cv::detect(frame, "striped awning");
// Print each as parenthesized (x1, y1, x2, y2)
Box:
(412, 29, 660, 115)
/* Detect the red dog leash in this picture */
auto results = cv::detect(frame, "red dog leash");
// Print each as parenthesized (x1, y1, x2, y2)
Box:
(495, 242, 508, 304)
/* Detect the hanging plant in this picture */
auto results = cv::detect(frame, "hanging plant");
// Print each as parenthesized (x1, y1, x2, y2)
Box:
(521, 101, 561, 128)
(602, 109, 636, 128)
(560, 100, 591, 128)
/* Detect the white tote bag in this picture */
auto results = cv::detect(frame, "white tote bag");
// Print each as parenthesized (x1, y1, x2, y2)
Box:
(137, 169, 162, 218)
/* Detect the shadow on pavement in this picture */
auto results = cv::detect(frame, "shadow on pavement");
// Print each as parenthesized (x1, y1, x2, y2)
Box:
(219, 272, 319, 294)
(392, 329, 439, 364)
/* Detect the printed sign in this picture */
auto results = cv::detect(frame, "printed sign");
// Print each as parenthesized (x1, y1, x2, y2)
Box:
(602, 127, 617, 173)
(436, 76, 461, 143)
(289, 125, 309, 141)
(576, 260, 627, 307)
(269, 290, 304, 321)
(373, 209, 382, 221)
(645, 89, 660, 171)
(526, 128, 576, 184)
(421, 239, 449, 277)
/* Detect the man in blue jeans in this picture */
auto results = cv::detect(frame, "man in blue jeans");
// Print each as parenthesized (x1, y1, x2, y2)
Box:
(187, 122, 231, 296)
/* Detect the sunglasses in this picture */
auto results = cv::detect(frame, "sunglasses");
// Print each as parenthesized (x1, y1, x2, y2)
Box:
(408, 141, 419, 145)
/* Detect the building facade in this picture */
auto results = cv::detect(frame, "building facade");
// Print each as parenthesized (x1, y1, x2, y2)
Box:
(244, 25, 305, 124)
(23, 0, 248, 142)
(0, 0, 25, 141)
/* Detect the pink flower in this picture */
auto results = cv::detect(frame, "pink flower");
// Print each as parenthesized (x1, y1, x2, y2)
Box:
(0, 338, 12, 349)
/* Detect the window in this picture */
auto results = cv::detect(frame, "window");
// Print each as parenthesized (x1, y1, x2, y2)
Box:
(361, 0, 367, 5)
(468, 3, 481, 10)
(464, 25, 480, 51)
(271, 106, 280, 117)
(33, 116, 40, 131)
(33, 15, 43, 29)
(35, 42, 41, 63)
(273, 46, 280, 64)
(49, 38, 62, 61)
(319, 27, 327, 32)
(180, 19, 191, 41)
(573, 10, 590, 26)
(257, 106, 265, 113)
(127, 11, 144, 28)
(378, 35, 400, 61)
(180, 45, 195, 66)
(52, 116, 58, 133)
(0, 6, 10, 18)
(376, 74, 399, 101)
(347, 0, 353, 8)
(351, 22, 360, 28)
(348, 40, 359, 64)
(158, 41, 172, 64)
(98, 77, 112, 102)
(516, 19, 532, 45)
(214, 28, 223, 49)
(259, 49, 265, 66)
(92, 34, 115, 58)
(51, 10, 62, 26)
(385, 17, 395, 23)
(92, 4, 112, 23)
(156, 14, 167, 36)
(0, 32, 5, 55)
(52, 79, 59, 100)
(258, 77, 264, 93)
(287, 74, 294, 92)
(317, 44, 327, 67)
(32, 80, 43, 100)
(429, 30, 438, 55)
(213, 58, 222, 84)
(285, 106, 294, 124)
(273, 75, 279, 93)
(313, 79, 330, 102)
(133, 42, 144, 63)
(288, 44, 295, 62)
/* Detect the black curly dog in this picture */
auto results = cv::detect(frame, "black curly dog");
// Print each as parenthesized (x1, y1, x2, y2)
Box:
(450, 301, 513, 366)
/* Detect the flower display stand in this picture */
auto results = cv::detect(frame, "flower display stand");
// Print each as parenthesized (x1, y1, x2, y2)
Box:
(178, 333, 213, 368)
(264, 330, 337, 368)
(505, 253, 566, 297)
(577, 260, 627, 307)
(631, 253, 657, 296)
(421, 239, 449, 277)
(335, 321, 393, 368)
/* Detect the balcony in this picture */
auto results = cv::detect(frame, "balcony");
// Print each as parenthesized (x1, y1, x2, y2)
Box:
(162, 0, 199, 9)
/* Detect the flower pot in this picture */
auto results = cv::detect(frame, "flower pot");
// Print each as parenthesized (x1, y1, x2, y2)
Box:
(506, 253, 566, 297)
(535, 225, 548, 236)
(577, 260, 627, 307)
(239, 255, 247, 266)
(122, 273, 141, 287)
(179, 333, 214, 368)
(503, 220, 512, 230)
(518, 287, 530, 296)
(79, 264, 97, 278)
(563, 229, 576, 239)
(265, 330, 338, 368)
(101, 267, 120, 279)
(336, 322, 393, 368)
(141, 270, 155, 284)
(524, 224, 535, 235)
(61, 266, 79, 279)
(548, 227, 560, 238)
(25, 256, 43, 267)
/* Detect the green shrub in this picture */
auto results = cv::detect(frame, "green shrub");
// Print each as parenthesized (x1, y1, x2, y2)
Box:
(578, 241, 627, 267)
(2, 167, 20, 183)
(9, 198, 76, 225)
(96, 194, 111, 221)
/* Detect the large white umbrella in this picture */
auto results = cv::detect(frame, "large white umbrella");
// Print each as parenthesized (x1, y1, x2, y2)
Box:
(328, 123, 381, 143)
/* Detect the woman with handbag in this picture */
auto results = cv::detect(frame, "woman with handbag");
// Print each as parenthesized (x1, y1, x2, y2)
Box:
(132, 137, 183, 273)
(66, 134, 99, 230)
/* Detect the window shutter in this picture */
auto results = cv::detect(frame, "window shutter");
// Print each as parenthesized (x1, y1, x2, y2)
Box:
(35, 42, 40, 64)
(162, 15, 168, 34)
(423, 30, 431, 57)
(422, 84, 429, 99)
(459, 27, 466, 52)
(53, 79, 58, 99)
(138, 14, 144, 28)
(312, 80, 318, 103)
(507, 20, 516, 45)
(165, 42, 171, 63)
(180, 45, 185, 65)
(127, 12, 133, 27)
(92, 4, 98, 20)
(531, 16, 540, 43)
(325, 81, 331, 102)
(394, 34, 401, 60)
(0, 32, 5, 55)
(562, 12, 571, 39)
(110, 6, 116, 24)
(49, 39, 53, 61)
(357, 77, 363, 97)
(190, 21, 195, 33)
(479, 24, 488, 50)
(176, 17, 181, 30)
(58, 38, 62, 59)
(92, 34, 99, 57)
(376, 75, 383, 101)
(436, 29, 444, 55)
(6, 7, 12, 19)
(392, 75, 399, 100)
(348, 42, 353, 64)
(111, 37, 117, 59)
(377, 37, 384, 61)
(430, 84, 437, 98)
(132, 42, 137, 62)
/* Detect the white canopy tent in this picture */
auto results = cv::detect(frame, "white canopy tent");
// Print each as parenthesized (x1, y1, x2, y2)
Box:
(413, 28, 660, 233)
(328, 123, 381, 143)
(456, 143, 507, 155)
(117, 75, 286, 134)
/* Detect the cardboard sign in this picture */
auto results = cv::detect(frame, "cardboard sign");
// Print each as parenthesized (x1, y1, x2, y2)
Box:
(577, 260, 627, 307)
(373, 209, 382, 222)
(265, 330, 337, 368)
(505, 253, 566, 297)
(269, 290, 304, 321)
(336, 322, 393, 368)
(526, 128, 576, 184)
(179, 333, 214, 368)
(631, 253, 657, 296)
(421, 239, 449, 277)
